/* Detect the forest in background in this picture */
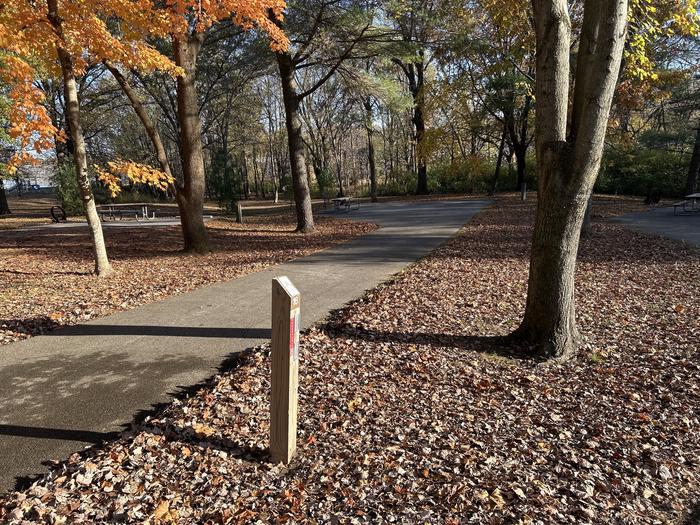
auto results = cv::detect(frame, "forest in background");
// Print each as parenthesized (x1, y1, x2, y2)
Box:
(1, 0, 698, 215)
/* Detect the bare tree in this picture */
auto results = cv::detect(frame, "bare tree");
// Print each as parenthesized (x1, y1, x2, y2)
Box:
(270, 1, 374, 232)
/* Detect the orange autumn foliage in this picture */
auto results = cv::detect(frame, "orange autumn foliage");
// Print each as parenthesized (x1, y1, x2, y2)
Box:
(0, 0, 288, 169)
(95, 161, 175, 197)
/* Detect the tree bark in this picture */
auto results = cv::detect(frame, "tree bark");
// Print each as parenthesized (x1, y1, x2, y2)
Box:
(581, 194, 593, 238)
(686, 121, 700, 195)
(514, 0, 628, 359)
(48, 0, 111, 276)
(173, 34, 210, 253)
(0, 180, 11, 215)
(276, 52, 315, 232)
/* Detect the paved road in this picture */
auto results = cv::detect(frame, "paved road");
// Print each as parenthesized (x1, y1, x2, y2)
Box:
(10, 216, 214, 232)
(0, 199, 489, 493)
(611, 205, 700, 247)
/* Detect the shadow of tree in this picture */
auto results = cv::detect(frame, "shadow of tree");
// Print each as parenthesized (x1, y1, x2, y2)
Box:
(683, 501, 700, 525)
(0, 316, 61, 337)
(4, 347, 266, 492)
(0, 347, 248, 492)
(323, 321, 539, 362)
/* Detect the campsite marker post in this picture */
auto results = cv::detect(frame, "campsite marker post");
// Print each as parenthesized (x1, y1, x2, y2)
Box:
(270, 277, 300, 464)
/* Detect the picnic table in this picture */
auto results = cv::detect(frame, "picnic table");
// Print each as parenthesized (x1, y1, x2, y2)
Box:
(672, 193, 700, 215)
(331, 197, 360, 211)
(97, 203, 157, 221)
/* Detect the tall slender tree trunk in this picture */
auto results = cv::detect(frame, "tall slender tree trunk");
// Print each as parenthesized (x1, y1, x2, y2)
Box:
(514, 146, 527, 191)
(514, 0, 628, 359)
(242, 151, 250, 199)
(686, 121, 700, 195)
(411, 62, 428, 195)
(414, 103, 428, 195)
(506, 94, 532, 192)
(0, 180, 11, 215)
(104, 62, 174, 182)
(491, 124, 507, 195)
(252, 147, 261, 198)
(173, 34, 210, 253)
(395, 57, 429, 195)
(365, 99, 378, 203)
(48, 0, 111, 276)
(276, 52, 314, 232)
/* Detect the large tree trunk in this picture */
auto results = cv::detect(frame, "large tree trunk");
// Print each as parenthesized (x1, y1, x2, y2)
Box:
(276, 52, 315, 232)
(173, 34, 210, 253)
(0, 180, 11, 215)
(48, 0, 111, 276)
(686, 121, 700, 195)
(174, 36, 209, 248)
(514, 0, 627, 359)
(364, 99, 378, 203)
(108, 61, 215, 251)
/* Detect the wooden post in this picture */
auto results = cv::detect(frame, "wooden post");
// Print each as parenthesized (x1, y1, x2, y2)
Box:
(270, 276, 300, 464)
(236, 202, 243, 224)
(521, 181, 527, 201)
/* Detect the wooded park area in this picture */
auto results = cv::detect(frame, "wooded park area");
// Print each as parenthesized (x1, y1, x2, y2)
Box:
(1, 0, 698, 358)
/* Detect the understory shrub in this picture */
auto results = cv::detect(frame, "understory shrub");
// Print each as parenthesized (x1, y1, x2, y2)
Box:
(597, 146, 688, 197)
(54, 161, 83, 214)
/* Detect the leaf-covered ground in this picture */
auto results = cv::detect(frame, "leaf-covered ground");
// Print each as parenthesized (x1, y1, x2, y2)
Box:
(0, 214, 376, 346)
(1, 197, 698, 524)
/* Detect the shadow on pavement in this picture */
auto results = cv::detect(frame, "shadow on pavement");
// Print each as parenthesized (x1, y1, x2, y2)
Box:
(48, 325, 271, 339)
(0, 425, 118, 444)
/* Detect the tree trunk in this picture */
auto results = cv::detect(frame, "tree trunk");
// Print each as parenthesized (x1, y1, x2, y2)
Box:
(242, 152, 250, 199)
(365, 101, 378, 202)
(173, 34, 210, 253)
(514, 0, 628, 359)
(276, 52, 315, 232)
(490, 125, 507, 195)
(104, 62, 173, 180)
(60, 60, 112, 275)
(0, 180, 11, 215)
(48, 0, 111, 276)
(413, 85, 428, 195)
(686, 122, 700, 195)
(514, 146, 527, 191)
